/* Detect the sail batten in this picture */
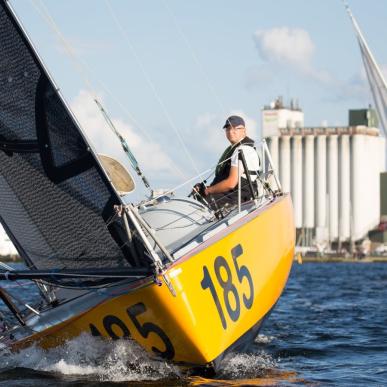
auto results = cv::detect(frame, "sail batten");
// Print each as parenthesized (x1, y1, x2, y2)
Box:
(0, 0, 141, 285)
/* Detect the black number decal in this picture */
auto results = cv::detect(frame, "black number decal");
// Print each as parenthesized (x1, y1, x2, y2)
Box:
(89, 323, 102, 337)
(232, 244, 254, 309)
(127, 302, 175, 360)
(201, 265, 227, 329)
(214, 256, 240, 322)
(103, 315, 131, 340)
(201, 244, 255, 328)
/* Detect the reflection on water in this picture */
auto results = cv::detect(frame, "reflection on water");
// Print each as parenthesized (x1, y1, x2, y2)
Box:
(189, 371, 303, 386)
(1, 263, 387, 386)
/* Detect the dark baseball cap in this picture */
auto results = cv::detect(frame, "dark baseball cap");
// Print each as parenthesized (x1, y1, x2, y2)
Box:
(223, 115, 245, 129)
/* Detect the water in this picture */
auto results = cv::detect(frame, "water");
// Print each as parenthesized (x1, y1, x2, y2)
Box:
(1, 263, 386, 386)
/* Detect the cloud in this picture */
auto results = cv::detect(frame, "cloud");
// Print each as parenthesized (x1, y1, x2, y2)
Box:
(334, 70, 368, 101)
(254, 27, 315, 71)
(251, 26, 387, 103)
(70, 91, 261, 194)
(70, 90, 182, 185)
(252, 27, 334, 85)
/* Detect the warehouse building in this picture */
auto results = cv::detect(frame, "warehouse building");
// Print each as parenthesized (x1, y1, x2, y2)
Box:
(263, 97, 386, 252)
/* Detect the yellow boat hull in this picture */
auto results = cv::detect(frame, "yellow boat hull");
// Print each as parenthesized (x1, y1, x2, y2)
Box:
(11, 194, 295, 367)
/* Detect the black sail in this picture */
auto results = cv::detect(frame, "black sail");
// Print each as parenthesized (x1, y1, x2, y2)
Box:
(0, 1, 140, 284)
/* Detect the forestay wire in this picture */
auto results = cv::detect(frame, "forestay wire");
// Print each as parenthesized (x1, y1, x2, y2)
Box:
(27, 1, 238, 194)
(29, 0, 187, 186)
(161, 0, 228, 117)
(104, 0, 206, 184)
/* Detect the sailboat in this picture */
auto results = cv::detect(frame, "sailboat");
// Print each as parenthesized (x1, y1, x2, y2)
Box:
(0, 0, 295, 372)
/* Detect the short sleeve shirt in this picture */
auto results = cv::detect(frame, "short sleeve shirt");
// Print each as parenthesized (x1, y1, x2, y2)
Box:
(230, 144, 260, 181)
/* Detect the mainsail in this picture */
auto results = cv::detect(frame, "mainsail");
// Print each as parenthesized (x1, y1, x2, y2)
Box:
(345, 4, 387, 141)
(0, 1, 142, 285)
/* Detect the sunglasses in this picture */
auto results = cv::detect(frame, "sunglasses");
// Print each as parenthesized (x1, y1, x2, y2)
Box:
(224, 126, 245, 131)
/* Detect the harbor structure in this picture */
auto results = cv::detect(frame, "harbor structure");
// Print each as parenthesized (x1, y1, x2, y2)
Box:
(262, 97, 386, 252)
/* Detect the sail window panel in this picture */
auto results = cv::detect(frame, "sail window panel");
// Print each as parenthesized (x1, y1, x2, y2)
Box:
(41, 82, 90, 168)
(0, 2, 145, 285)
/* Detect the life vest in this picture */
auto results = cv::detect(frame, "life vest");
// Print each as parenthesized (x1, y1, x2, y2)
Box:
(210, 136, 256, 186)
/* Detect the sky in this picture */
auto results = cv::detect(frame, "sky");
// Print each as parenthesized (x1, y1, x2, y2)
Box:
(8, 0, 387, 197)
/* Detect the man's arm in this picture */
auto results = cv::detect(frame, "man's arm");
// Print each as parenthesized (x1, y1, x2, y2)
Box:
(205, 166, 238, 195)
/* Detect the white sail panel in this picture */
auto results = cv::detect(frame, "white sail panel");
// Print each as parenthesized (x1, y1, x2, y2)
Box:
(357, 36, 387, 136)
(346, 5, 387, 137)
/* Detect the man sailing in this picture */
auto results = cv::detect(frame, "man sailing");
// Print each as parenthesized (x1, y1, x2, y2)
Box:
(194, 115, 260, 209)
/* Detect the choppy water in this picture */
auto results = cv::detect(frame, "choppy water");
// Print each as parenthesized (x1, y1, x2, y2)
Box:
(1, 263, 386, 386)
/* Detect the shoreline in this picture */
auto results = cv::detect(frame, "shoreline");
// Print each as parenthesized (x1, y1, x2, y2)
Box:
(2, 255, 387, 264)
(0, 255, 21, 263)
(298, 256, 387, 263)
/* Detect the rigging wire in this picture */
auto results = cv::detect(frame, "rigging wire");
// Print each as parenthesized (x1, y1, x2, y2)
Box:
(0, 262, 40, 315)
(140, 154, 234, 206)
(0, 261, 35, 294)
(30, 0, 178, 189)
(161, 0, 228, 117)
(104, 0, 206, 184)
(30, 0, 187, 183)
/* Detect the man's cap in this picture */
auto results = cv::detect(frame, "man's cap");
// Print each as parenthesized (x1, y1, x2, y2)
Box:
(223, 115, 245, 129)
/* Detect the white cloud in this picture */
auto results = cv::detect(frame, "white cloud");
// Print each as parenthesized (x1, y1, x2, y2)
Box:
(70, 90, 181, 184)
(254, 27, 315, 71)
(251, 26, 382, 103)
(253, 27, 334, 85)
(70, 91, 260, 193)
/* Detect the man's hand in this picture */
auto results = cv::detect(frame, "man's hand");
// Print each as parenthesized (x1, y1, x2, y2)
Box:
(193, 182, 206, 196)
(189, 182, 207, 202)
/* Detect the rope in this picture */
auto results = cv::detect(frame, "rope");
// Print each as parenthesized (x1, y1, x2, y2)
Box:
(104, 0, 205, 183)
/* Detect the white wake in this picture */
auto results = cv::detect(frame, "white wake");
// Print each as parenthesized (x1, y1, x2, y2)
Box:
(0, 334, 181, 382)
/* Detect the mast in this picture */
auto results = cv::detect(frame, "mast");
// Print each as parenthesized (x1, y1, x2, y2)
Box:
(344, 2, 387, 168)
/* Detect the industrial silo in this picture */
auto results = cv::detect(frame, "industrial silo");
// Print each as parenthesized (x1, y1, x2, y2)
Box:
(315, 134, 327, 243)
(303, 135, 315, 230)
(268, 135, 279, 174)
(339, 134, 351, 242)
(279, 136, 291, 193)
(291, 136, 303, 228)
(327, 135, 339, 242)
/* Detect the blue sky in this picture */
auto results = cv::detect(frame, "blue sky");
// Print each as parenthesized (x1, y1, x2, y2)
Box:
(9, 0, 387, 195)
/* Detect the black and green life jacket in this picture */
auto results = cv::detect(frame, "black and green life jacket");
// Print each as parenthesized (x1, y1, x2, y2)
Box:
(211, 136, 255, 186)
